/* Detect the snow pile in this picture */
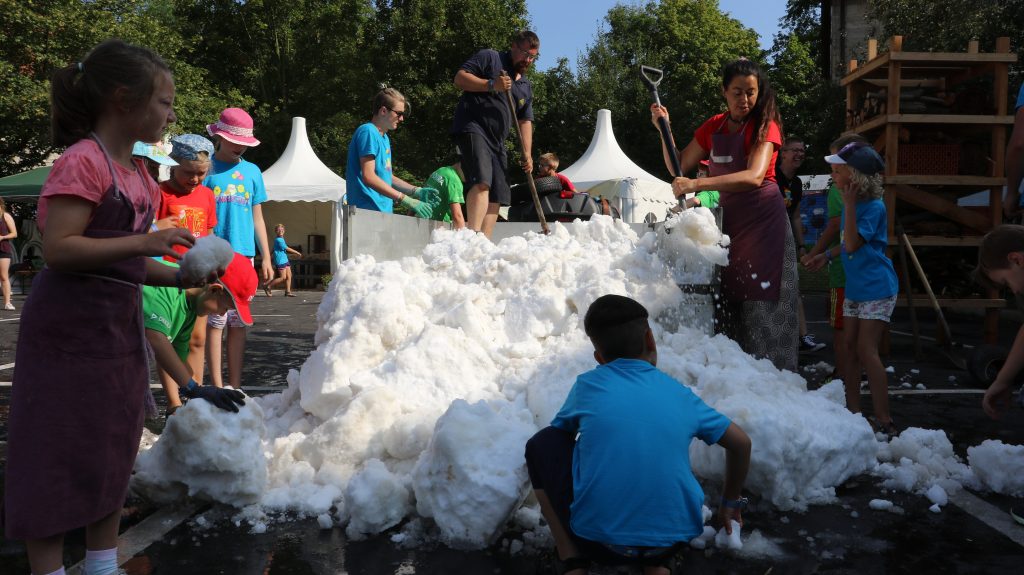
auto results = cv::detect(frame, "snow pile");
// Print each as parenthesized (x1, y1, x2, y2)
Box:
(668, 334, 876, 510)
(874, 427, 978, 497)
(411, 399, 537, 549)
(967, 440, 1024, 496)
(135, 215, 877, 548)
(657, 207, 729, 285)
(133, 396, 267, 506)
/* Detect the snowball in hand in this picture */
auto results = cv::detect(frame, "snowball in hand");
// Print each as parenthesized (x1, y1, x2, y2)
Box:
(714, 520, 743, 550)
(179, 235, 234, 283)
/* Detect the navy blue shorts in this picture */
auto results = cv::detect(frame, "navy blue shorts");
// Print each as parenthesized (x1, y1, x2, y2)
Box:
(455, 132, 510, 206)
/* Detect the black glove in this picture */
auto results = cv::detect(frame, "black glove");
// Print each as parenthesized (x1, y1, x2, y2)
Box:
(182, 380, 246, 413)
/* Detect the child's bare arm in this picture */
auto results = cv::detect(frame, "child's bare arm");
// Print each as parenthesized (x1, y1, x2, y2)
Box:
(44, 196, 193, 270)
(253, 204, 273, 282)
(716, 422, 751, 533)
(145, 328, 191, 388)
(984, 324, 1024, 419)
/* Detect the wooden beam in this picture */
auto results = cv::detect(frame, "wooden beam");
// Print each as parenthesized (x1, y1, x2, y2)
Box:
(848, 114, 1014, 134)
(889, 36, 903, 53)
(890, 184, 993, 232)
(886, 235, 983, 247)
(868, 38, 878, 61)
(968, 40, 979, 54)
(894, 297, 1005, 310)
(884, 175, 1006, 186)
(849, 59, 858, 73)
(840, 52, 890, 85)
(889, 52, 1017, 64)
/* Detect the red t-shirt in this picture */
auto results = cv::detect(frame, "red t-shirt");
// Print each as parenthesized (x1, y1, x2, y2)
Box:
(556, 172, 576, 192)
(693, 113, 782, 183)
(157, 180, 217, 257)
(39, 139, 158, 234)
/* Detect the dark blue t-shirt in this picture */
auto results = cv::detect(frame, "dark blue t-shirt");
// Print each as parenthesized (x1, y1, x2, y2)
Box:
(450, 49, 534, 154)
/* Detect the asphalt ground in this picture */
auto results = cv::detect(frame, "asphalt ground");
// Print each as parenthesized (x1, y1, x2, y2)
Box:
(1, 288, 1023, 574)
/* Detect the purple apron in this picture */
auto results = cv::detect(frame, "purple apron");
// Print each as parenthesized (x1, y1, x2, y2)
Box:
(709, 118, 787, 302)
(4, 135, 154, 539)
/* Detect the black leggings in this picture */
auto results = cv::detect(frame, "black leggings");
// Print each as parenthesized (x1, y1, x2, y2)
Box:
(524, 426, 680, 569)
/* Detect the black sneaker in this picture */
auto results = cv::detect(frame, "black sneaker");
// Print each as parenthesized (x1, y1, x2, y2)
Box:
(799, 334, 826, 353)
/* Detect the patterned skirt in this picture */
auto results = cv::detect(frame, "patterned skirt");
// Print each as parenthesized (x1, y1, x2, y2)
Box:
(718, 225, 799, 372)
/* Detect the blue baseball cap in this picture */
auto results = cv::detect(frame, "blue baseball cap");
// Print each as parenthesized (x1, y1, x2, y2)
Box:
(825, 142, 885, 176)
(131, 142, 178, 166)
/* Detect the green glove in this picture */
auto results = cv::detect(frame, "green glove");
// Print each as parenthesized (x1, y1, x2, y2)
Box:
(412, 186, 441, 206)
(400, 194, 433, 218)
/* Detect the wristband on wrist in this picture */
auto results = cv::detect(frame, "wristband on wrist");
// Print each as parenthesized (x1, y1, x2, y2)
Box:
(175, 269, 183, 292)
(182, 378, 199, 399)
(720, 496, 748, 510)
(824, 250, 832, 262)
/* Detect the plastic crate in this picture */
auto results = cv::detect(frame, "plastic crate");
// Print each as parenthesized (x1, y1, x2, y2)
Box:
(897, 144, 960, 175)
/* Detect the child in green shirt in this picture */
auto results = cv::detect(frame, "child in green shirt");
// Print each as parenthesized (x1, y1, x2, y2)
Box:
(686, 160, 720, 209)
(144, 253, 256, 414)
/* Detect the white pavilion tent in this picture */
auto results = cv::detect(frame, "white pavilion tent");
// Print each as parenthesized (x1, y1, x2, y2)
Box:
(558, 109, 677, 223)
(261, 117, 345, 274)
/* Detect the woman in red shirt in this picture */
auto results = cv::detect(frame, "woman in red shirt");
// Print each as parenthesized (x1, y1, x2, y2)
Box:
(651, 58, 797, 372)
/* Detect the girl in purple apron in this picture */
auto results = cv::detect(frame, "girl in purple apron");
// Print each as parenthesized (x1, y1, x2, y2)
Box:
(651, 59, 798, 372)
(2, 41, 238, 575)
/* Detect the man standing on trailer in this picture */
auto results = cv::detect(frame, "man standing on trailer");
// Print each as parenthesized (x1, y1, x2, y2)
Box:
(451, 30, 539, 237)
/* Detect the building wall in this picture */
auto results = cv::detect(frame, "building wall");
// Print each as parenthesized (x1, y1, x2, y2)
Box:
(830, 0, 881, 80)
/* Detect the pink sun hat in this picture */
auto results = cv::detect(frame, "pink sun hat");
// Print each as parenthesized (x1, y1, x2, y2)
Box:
(206, 107, 261, 147)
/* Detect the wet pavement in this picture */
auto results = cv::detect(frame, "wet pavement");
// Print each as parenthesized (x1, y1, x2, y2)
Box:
(1, 289, 1024, 574)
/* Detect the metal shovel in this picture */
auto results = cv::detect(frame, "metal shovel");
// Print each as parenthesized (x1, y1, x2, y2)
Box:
(640, 65, 684, 184)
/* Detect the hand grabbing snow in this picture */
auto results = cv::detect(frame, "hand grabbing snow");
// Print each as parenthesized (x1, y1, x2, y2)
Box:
(714, 520, 743, 550)
(179, 235, 234, 285)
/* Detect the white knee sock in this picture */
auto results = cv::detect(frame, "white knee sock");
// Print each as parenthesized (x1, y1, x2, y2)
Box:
(83, 547, 118, 575)
(37, 567, 66, 575)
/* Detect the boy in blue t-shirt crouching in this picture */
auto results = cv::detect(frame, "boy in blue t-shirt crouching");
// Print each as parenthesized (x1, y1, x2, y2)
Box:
(525, 295, 751, 575)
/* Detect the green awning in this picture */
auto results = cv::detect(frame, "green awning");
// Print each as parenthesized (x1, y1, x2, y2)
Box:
(0, 166, 51, 199)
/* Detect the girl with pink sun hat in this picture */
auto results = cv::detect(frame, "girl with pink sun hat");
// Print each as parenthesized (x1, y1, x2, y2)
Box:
(203, 107, 272, 392)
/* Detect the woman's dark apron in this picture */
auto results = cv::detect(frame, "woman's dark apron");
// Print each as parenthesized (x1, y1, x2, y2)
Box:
(710, 118, 798, 372)
(4, 135, 154, 539)
(0, 215, 12, 256)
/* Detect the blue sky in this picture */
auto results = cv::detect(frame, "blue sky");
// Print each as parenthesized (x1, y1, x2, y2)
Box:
(525, 0, 789, 71)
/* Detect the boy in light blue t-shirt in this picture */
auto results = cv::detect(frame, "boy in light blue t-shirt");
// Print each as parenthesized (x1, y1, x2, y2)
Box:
(524, 295, 751, 574)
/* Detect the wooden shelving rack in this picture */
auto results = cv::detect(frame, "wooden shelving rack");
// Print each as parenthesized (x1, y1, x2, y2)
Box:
(841, 36, 1016, 343)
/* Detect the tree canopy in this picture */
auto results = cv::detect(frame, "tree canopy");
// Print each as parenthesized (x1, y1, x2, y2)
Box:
(10, 0, 1005, 183)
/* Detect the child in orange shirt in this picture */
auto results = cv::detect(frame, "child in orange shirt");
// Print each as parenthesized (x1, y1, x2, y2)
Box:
(157, 133, 218, 383)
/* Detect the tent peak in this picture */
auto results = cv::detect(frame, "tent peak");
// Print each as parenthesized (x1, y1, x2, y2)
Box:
(263, 117, 344, 202)
(558, 109, 669, 190)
